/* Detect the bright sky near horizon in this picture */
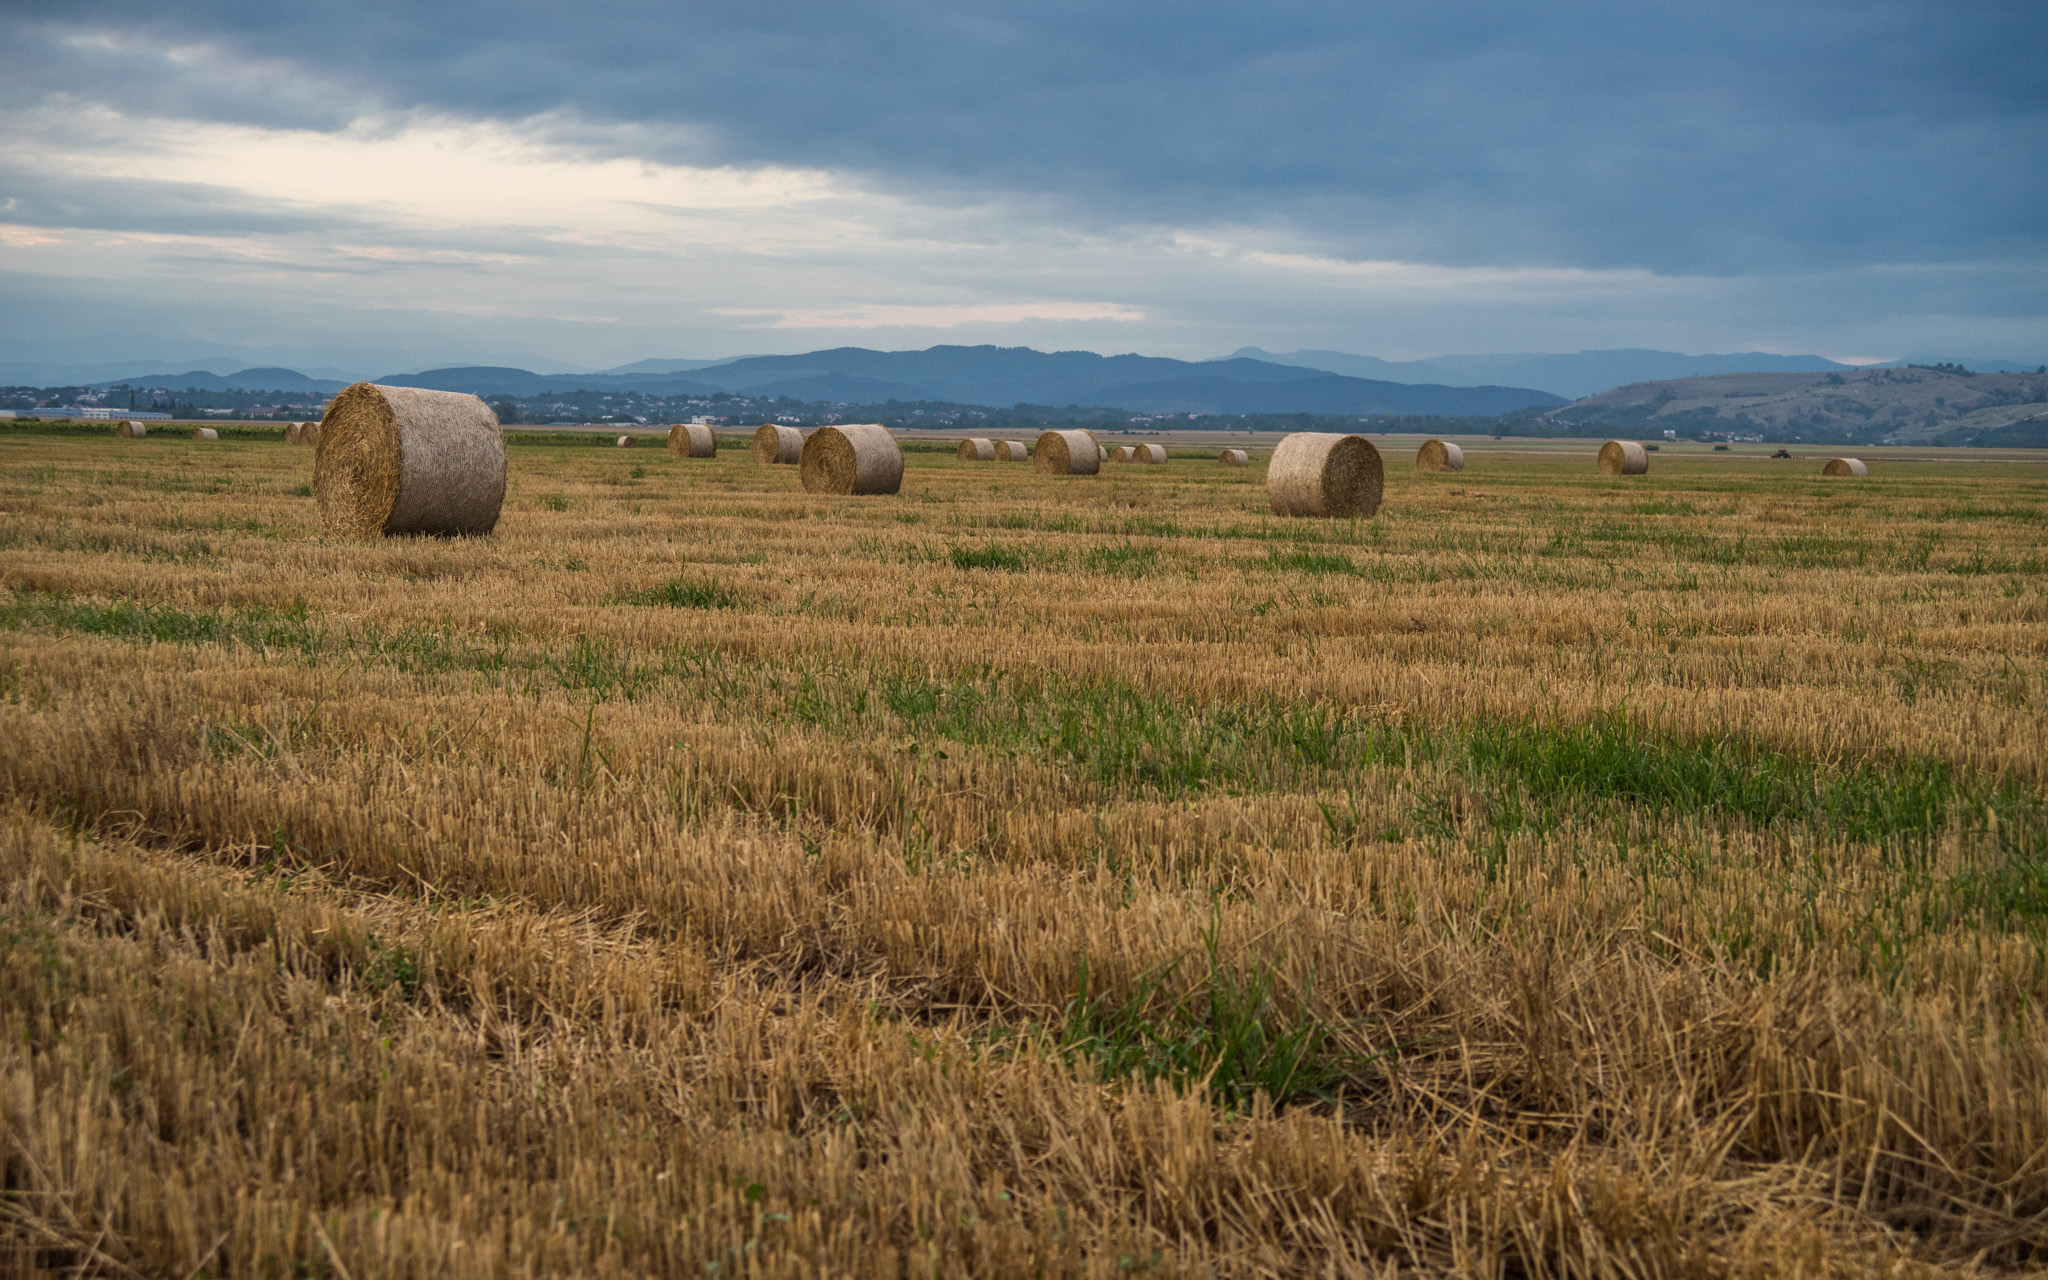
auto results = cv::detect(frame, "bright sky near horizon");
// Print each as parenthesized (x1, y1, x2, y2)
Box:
(1, 1, 2043, 376)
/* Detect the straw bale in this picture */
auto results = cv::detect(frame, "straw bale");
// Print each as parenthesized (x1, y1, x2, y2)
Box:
(1033, 429, 1102, 475)
(667, 423, 717, 457)
(1823, 457, 1868, 478)
(800, 423, 903, 495)
(1598, 440, 1649, 475)
(115, 420, 147, 438)
(300, 422, 322, 448)
(752, 424, 804, 464)
(285, 422, 302, 445)
(1267, 432, 1384, 517)
(995, 439, 1029, 461)
(1109, 445, 1133, 463)
(1416, 438, 1465, 472)
(314, 381, 506, 539)
(957, 437, 995, 461)
(192, 427, 219, 441)
(1136, 443, 1167, 464)
(615, 435, 636, 448)
(1220, 449, 1250, 467)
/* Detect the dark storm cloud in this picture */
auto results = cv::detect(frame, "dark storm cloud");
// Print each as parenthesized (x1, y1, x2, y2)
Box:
(4, 1, 2043, 274)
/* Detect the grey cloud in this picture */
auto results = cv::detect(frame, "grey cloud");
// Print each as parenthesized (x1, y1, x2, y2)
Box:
(0, 167, 353, 236)
(3, 1, 2042, 275)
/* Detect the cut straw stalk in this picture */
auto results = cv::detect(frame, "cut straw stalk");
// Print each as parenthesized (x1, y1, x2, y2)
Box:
(1267, 432, 1384, 517)
(1598, 440, 1649, 475)
(752, 424, 804, 464)
(314, 382, 506, 538)
(800, 423, 903, 495)
(1416, 439, 1465, 472)
(1033, 429, 1102, 475)
(667, 423, 716, 458)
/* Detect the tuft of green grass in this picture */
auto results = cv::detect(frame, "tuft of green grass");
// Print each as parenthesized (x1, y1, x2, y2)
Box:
(950, 544, 1027, 572)
(536, 493, 571, 512)
(1082, 542, 1159, 576)
(615, 576, 742, 609)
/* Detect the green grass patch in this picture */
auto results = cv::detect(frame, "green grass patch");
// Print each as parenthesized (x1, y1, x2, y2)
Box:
(613, 576, 742, 609)
(950, 544, 1027, 572)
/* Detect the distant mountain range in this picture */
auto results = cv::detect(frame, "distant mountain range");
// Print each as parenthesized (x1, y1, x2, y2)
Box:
(77, 367, 351, 394)
(372, 346, 1567, 415)
(1231, 348, 2045, 400)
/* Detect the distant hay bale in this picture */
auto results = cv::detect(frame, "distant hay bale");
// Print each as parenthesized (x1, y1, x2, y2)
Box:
(314, 381, 505, 539)
(996, 439, 1029, 461)
(1220, 448, 1250, 467)
(957, 437, 995, 461)
(1416, 438, 1465, 472)
(1823, 457, 1868, 478)
(615, 434, 636, 448)
(300, 422, 322, 448)
(752, 423, 803, 464)
(667, 423, 716, 457)
(1033, 429, 1102, 475)
(1267, 432, 1384, 518)
(1109, 445, 1133, 463)
(285, 422, 301, 445)
(115, 420, 147, 438)
(1598, 440, 1649, 475)
(192, 427, 219, 441)
(1135, 443, 1167, 464)
(800, 423, 903, 495)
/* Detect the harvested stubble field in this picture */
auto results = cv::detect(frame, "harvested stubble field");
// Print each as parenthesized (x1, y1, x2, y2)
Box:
(2, 427, 2047, 1279)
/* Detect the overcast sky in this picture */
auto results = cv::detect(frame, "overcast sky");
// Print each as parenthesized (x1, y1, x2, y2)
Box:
(2, 0, 2043, 375)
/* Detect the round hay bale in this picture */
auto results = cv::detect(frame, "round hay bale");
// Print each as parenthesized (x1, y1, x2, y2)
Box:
(192, 427, 219, 441)
(1597, 440, 1648, 475)
(1220, 448, 1249, 467)
(1822, 457, 1868, 478)
(615, 434, 636, 448)
(667, 423, 717, 457)
(300, 421, 322, 449)
(1136, 443, 1167, 464)
(957, 437, 995, 461)
(314, 382, 505, 539)
(1416, 439, 1465, 472)
(996, 439, 1029, 461)
(752, 423, 804, 464)
(115, 420, 147, 438)
(1109, 444, 1133, 463)
(800, 423, 903, 495)
(285, 422, 302, 445)
(1267, 432, 1384, 518)
(1034, 429, 1102, 475)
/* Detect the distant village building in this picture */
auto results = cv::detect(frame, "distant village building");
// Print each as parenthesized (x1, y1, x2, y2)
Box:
(69, 407, 172, 420)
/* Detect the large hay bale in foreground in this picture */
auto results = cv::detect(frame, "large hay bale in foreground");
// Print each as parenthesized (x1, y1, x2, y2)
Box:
(1823, 457, 1868, 478)
(192, 427, 219, 441)
(1268, 433, 1383, 517)
(314, 382, 505, 538)
(957, 437, 995, 461)
(1416, 439, 1465, 472)
(1220, 448, 1250, 467)
(801, 423, 903, 495)
(752, 424, 803, 464)
(996, 439, 1029, 461)
(1034, 429, 1101, 475)
(615, 435, 636, 448)
(1598, 440, 1648, 475)
(116, 420, 147, 438)
(668, 423, 716, 457)
(1135, 443, 1167, 464)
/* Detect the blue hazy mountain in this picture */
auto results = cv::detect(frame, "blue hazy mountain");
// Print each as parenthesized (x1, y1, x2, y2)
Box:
(1231, 348, 1865, 400)
(88, 367, 350, 393)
